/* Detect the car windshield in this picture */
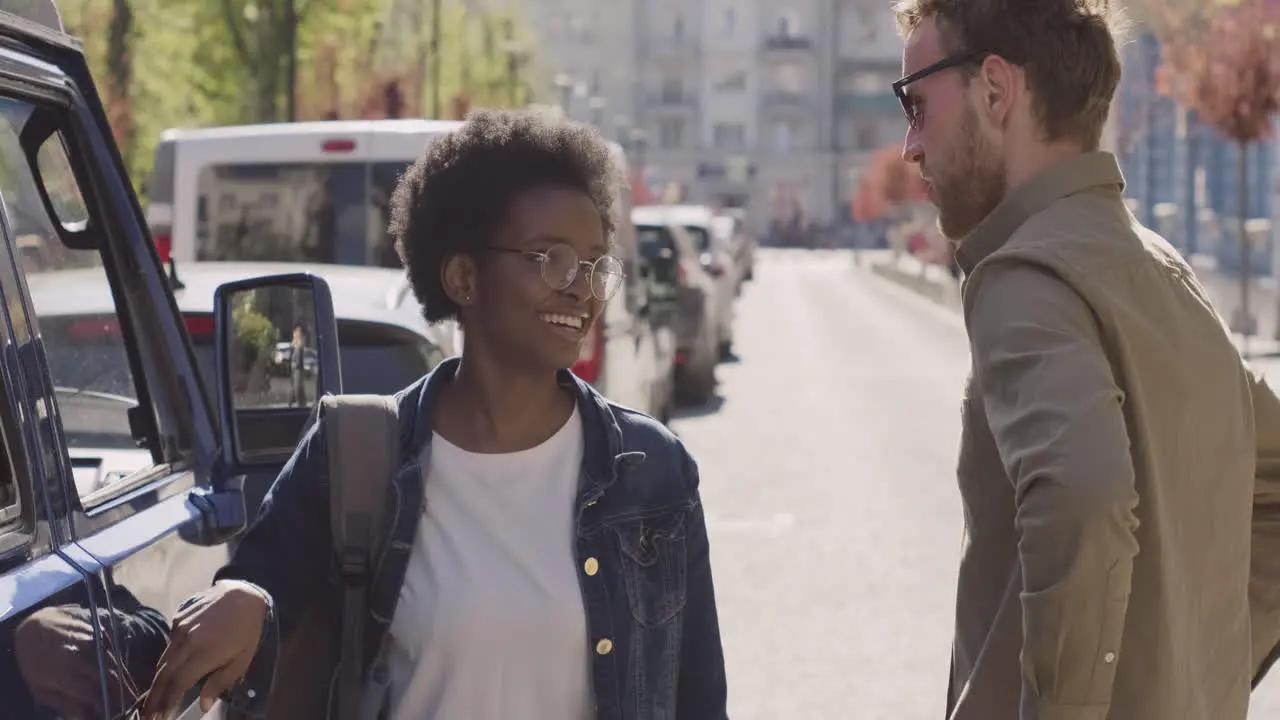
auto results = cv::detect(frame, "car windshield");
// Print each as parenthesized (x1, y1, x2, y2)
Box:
(637, 226, 674, 261)
(41, 314, 443, 448)
(195, 160, 411, 268)
(682, 225, 712, 252)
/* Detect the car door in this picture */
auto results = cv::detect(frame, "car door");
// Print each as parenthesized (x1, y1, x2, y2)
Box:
(0, 229, 118, 720)
(0, 40, 236, 718)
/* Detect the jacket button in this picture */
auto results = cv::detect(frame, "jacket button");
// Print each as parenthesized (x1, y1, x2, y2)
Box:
(584, 557, 599, 576)
(596, 638, 613, 655)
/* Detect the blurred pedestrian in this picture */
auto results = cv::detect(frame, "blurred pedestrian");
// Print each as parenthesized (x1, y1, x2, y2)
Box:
(143, 108, 728, 720)
(289, 323, 307, 408)
(892, 1, 1280, 718)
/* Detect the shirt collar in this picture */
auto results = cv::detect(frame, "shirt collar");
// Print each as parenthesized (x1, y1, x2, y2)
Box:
(955, 151, 1126, 274)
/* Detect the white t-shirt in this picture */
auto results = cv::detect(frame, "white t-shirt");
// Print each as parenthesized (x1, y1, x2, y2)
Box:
(386, 407, 593, 720)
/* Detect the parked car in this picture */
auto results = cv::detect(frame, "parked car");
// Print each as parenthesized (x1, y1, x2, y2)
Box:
(634, 219, 720, 406)
(554, 145, 675, 423)
(25, 260, 460, 507)
(0, 5, 365, 717)
(632, 204, 737, 359)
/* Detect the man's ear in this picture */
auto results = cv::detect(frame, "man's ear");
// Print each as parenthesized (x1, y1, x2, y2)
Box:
(441, 253, 478, 307)
(977, 54, 1019, 127)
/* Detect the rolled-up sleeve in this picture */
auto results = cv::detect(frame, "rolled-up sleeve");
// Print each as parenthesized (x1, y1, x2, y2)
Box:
(966, 261, 1140, 718)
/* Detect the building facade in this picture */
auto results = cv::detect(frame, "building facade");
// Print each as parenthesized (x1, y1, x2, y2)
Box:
(520, 0, 904, 235)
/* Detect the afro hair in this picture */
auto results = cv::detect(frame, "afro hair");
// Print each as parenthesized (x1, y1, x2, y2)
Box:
(389, 108, 622, 323)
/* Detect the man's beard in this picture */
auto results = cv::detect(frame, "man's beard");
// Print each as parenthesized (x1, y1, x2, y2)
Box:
(932, 107, 1005, 241)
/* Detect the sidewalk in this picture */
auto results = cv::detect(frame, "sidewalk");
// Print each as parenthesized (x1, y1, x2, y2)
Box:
(868, 250, 1280, 357)
(868, 251, 962, 311)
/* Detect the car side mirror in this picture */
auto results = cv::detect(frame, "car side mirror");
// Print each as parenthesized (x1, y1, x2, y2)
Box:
(214, 273, 342, 468)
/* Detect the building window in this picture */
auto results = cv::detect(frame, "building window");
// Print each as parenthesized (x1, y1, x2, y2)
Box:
(856, 122, 878, 151)
(774, 63, 806, 93)
(713, 122, 746, 150)
(856, 8, 877, 41)
(714, 70, 748, 94)
(661, 76, 685, 102)
(772, 121, 794, 152)
(569, 14, 591, 42)
(660, 119, 686, 149)
(851, 71, 883, 94)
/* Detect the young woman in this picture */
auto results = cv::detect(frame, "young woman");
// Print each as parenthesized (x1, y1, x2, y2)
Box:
(142, 109, 729, 720)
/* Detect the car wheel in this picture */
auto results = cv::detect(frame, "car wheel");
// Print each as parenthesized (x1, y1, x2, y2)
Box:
(678, 364, 716, 407)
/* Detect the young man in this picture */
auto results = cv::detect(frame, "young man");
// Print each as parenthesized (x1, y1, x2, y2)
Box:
(891, 1, 1280, 717)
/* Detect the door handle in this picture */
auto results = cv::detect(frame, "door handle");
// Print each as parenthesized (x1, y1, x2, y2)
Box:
(183, 475, 248, 546)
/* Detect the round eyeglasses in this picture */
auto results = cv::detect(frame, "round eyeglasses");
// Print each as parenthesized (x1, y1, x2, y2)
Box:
(490, 243, 625, 302)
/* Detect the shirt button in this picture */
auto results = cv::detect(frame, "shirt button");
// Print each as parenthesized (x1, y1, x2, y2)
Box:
(584, 557, 599, 576)
(1103, 652, 1116, 664)
(596, 638, 613, 655)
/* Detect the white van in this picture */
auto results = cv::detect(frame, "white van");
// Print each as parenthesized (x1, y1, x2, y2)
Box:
(143, 119, 465, 266)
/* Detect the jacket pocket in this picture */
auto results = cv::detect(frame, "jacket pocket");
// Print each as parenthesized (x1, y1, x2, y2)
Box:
(610, 511, 689, 628)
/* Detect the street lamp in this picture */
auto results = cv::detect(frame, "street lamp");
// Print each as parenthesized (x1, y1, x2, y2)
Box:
(629, 127, 648, 194)
(554, 73, 574, 118)
(613, 114, 631, 149)
(588, 96, 607, 130)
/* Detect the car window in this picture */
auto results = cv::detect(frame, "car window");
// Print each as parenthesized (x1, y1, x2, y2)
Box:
(0, 97, 149, 503)
(370, 161, 411, 268)
(682, 224, 711, 252)
(637, 225, 675, 259)
(0, 430, 15, 531)
(197, 160, 412, 269)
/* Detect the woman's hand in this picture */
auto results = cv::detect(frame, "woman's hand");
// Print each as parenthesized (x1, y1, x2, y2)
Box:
(142, 580, 269, 719)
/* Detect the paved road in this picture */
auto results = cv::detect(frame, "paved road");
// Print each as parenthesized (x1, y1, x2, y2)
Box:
(671, 248, 1280, 719)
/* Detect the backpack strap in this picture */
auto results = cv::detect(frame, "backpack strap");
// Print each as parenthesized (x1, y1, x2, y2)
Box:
(322, 394, 400, 720)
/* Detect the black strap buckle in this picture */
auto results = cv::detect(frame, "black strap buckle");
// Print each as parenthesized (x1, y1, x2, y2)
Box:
(339, 547, 369, 584)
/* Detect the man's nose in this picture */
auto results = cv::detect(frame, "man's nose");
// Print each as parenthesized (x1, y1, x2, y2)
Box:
(902, 130, 923, 165)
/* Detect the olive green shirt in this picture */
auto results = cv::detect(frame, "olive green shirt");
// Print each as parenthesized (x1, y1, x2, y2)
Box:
(947, 151, 1280, 720)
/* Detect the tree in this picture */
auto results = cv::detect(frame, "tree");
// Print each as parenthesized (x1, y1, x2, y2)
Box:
(56, 0, 542, 195)
(850, 143, 927, 223)
(1146, 0, 1280, 339)
(105, 0, 135, 155)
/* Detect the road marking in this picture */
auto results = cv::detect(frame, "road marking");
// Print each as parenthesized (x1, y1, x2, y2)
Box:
(705, 512, 796, 537)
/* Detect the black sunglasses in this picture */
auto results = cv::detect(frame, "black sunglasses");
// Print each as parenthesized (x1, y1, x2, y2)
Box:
(892, 50, 990, 127)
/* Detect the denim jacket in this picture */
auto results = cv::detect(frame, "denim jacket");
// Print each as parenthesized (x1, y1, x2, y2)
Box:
(213, 357, 730, 719)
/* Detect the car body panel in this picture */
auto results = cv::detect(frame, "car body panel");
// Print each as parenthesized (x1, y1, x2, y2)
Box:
(631, 204, 737, 355)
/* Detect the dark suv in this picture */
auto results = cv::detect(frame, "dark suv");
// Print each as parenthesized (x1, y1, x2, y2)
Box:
(0, 5, 345, 718)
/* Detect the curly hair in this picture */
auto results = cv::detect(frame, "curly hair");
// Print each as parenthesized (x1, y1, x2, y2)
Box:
(389, 108, 621, 323)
